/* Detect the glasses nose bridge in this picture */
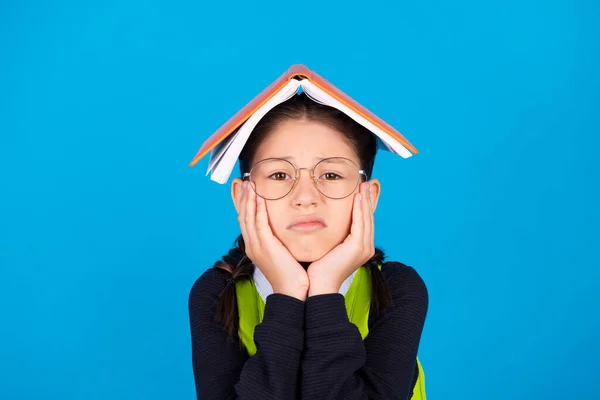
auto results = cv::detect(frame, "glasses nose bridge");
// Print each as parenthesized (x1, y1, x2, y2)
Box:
(291, 166, 318, 191)
(296, 166, 315, 178)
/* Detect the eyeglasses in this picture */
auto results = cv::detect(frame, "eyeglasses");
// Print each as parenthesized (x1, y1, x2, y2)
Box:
(243, 157, 367, 200)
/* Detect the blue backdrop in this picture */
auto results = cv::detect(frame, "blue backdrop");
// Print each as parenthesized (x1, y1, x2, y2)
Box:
(1, 1, 599, 398)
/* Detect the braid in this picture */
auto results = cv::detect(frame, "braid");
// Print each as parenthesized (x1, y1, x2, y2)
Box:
(213, 235, 254, 342)
(366, 247, 392, 317)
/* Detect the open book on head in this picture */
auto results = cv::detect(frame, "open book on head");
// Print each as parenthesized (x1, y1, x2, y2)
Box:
(189, 64, 418, 184)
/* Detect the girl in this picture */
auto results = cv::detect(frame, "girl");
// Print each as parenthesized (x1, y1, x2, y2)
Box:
(188, 92, 428, 399)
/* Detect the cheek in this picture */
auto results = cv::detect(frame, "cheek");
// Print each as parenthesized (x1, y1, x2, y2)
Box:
(264, 202, 286, 233)
(328, 200, 354, 235)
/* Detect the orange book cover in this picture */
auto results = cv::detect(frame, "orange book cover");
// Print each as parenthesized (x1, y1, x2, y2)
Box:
(189, 64, 418, 167)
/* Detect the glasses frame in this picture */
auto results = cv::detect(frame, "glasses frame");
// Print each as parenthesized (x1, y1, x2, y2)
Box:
(243, 156, 368, 200)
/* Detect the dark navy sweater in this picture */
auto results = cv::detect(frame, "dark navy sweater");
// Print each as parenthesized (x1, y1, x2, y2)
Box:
(188, 261, 428, 399)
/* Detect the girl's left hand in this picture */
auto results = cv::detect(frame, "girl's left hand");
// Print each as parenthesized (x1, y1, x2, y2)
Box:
(306, 182, 375, 296)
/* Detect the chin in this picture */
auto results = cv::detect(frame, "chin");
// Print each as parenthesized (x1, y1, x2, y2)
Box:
(288, 247, 320, 263)
(286, 241, 331, 263)
(277, 229, 345, 263)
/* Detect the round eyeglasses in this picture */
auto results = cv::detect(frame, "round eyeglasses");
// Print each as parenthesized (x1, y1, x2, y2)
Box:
(243, 157, 367, 200)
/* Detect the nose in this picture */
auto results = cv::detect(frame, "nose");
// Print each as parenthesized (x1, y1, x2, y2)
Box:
(290, 168, 319, 207)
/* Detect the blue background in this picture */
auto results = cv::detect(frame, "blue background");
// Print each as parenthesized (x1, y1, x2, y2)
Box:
(1, 1, 599, 398)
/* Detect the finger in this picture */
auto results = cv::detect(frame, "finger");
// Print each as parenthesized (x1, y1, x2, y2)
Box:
(369, 184, 375, 247)
(255, 187, 273, 240)
(361, 183, 373, 250)
(245, 181, 259, 253)
(350, 190, 364, 244)
(238, 181, 252, 249)
(368, 183, 375, 254)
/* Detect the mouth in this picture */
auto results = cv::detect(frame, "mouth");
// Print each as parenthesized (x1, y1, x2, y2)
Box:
(287, 216, 327, 233)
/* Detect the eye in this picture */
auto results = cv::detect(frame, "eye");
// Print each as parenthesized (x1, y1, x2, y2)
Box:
(320, 172, 343, 181)
(268, 171, 291, 181)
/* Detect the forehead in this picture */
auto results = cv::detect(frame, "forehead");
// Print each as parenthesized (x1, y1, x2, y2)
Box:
(253, 119, 358, 164)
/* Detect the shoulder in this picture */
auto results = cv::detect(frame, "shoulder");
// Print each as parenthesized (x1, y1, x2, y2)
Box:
(188, 266, 230, 307)
(380, 261, 429, 308)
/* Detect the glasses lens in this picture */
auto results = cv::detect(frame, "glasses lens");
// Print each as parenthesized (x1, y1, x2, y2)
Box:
(249, 159, 296, 199)
(314, 158, 362, 199)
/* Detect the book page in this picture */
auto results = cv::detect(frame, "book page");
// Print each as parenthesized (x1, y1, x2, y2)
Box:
(300, 79, 412, 158)
(206, 125, 241, 175)
(210, 79, 302, 183)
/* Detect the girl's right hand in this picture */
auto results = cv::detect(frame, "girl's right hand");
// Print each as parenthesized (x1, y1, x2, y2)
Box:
(238, 180, 309, 301)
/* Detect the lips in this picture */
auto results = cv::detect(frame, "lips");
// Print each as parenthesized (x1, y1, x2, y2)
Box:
(287, 215, 327, 232)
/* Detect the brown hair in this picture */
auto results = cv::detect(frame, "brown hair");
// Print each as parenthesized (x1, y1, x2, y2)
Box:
(214, 92, 392, 339)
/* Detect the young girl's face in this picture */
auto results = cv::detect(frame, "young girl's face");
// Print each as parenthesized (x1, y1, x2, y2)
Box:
(232, 119, 380, 262)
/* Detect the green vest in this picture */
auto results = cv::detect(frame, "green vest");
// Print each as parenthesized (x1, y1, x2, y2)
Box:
(235, 265, 427, 400)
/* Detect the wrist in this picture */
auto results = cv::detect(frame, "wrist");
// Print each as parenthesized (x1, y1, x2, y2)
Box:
(273, 283, 309, 302)
(307, 279, 341, 297)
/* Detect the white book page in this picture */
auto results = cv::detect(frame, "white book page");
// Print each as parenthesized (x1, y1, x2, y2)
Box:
(209, 79, 302, 183)
(300, 79, 412, 158)
(206, 127, 239, 175)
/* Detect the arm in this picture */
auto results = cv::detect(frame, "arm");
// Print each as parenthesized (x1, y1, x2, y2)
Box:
(300, 264, 428, 400)
(188, 268, 305, 400)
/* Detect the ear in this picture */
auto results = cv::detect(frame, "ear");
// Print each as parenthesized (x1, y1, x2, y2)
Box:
(231, 178, 244, 213)
(367, 178, 381, 213)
